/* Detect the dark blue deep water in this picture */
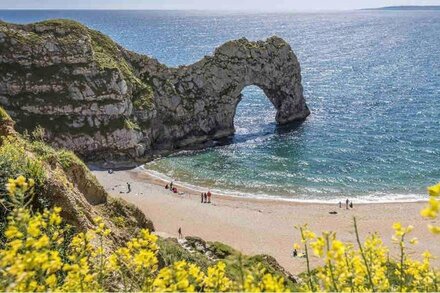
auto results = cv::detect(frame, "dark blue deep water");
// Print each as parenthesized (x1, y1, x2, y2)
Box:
(2, 10, 440, 201)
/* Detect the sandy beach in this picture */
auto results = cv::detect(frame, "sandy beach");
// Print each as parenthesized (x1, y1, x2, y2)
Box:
(93, 168, 439, 274)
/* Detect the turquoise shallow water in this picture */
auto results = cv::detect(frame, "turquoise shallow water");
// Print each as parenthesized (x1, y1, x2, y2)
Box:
(2, 10, 440, 201)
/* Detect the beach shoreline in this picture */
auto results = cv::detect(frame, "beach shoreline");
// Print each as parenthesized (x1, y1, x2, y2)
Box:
(92, 167, 439, 274)
(140, 166, 428, 205)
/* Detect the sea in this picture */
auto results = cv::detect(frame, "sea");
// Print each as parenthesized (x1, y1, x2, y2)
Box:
(1, 9, 440, 202)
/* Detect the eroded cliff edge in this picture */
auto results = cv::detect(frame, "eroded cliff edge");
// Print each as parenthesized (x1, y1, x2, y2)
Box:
(0, 19, 310, 162)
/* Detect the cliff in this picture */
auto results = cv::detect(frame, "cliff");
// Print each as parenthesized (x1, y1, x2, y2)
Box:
(0, 19, 309, 163)
(0, 108, 154, 244)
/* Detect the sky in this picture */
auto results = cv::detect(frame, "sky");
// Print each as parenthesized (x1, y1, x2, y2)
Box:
(1, 0, 440, 11)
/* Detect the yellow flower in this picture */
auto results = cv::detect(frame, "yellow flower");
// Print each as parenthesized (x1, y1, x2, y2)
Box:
(45, 274, 57, 287)
(15, 175, 26, 186)
(310, 237, 325, 257)
(427, 183, 440, 197)
(5, 179, 16, 195)
(330, 239, 345, 260)
(422, 250, 432, 259)
(392, 222, 402, 231)
(428, 225, 440, 234)
(421, 197, 439, 219)
(303, 229, 316, 240)
(409, 237, 418, 245)
(4, 226, 23, 239)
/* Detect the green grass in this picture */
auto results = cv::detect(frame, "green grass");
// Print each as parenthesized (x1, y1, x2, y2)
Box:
(208, 241, 237, 258)
(0, 23, 43, 46)
(28, 140, 82, 169)
(157, 238, 212, 271)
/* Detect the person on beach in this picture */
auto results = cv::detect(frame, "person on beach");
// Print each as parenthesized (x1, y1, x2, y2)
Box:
(203, 193, 207, 203)
(201, 193, 204, 203)
(127, 182, 131, 193)
(345, 198, 349, 209)
(292, 249, 298, 257)
(165, 184, 169, 189)
(339, 201, 342, 208)
(173, 187, 178, 193)
(170, 181, 174, 190)
(349, 201, 353, 209)
(178, 227, 182, 239)
(207, 191, 212, 203)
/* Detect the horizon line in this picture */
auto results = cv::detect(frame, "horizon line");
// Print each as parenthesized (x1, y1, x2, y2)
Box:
(0, 5, 438, 13)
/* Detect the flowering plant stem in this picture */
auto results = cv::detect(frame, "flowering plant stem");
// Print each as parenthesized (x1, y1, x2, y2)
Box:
(353, 217, 376, 292)
(300, 227, 315, 291)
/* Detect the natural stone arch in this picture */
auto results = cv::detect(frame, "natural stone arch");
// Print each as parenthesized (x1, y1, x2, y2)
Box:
(0, 20, 310, 161)
(151, 36, 310, 149)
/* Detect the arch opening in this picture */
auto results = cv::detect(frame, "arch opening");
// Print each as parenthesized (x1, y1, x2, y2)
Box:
(231, 85, 277, 142)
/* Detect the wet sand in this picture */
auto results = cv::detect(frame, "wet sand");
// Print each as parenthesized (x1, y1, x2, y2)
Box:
(92, 168, 439, 274)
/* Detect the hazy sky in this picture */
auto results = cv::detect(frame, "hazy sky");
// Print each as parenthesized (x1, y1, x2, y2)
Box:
(1, 0, 440, 11)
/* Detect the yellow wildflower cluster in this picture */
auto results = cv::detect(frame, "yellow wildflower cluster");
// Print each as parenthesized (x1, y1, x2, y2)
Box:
(153, 260, 205, 291)
(0, 176, 288, 292)
(203, 262, 232, 291)
(294, 218, 439, 292)
(243, 264, 288, 292)
(421, 182, 440, 234)
(2, 175, 35, 208)
(0, 207, 63, 291)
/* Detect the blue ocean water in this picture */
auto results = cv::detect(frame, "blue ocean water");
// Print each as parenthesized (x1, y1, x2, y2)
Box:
(1, 10, 440, 202)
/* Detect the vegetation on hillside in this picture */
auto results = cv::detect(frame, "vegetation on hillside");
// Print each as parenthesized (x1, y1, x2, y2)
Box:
(0, 177, 288, 291)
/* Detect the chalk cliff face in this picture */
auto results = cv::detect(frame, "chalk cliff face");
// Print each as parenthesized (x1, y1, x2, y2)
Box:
(0, 19, 309, 162)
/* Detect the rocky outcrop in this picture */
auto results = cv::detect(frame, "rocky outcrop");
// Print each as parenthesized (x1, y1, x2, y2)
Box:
(166, 236, 300, 285)
(0, 19, 309, 162)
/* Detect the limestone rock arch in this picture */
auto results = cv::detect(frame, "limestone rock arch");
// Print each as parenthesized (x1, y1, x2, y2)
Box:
(0, 20, 310, 161)
(151, 36, 310, 150)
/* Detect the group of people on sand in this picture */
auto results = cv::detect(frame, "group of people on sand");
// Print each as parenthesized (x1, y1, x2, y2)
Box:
(165, 181, 179, 194)
(339, 198, 353, 209)
(201, 191, 212, 203)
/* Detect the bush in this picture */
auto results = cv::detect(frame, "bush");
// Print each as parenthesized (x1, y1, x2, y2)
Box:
(0, 137, 45, 200)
